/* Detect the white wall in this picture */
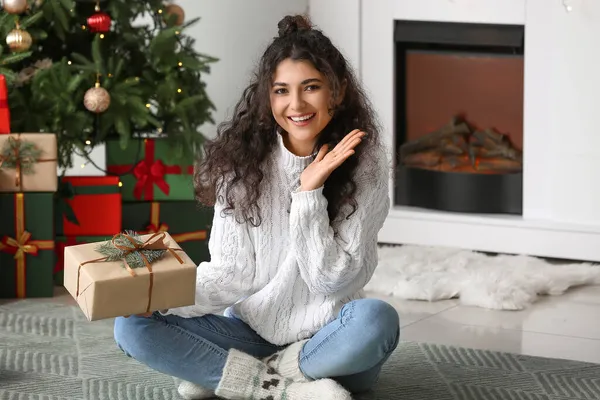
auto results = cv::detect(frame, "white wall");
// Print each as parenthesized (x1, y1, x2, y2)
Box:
(308, 0, 361, 76)
(179, 0, 309, 139)
(525, 0, 600, 225)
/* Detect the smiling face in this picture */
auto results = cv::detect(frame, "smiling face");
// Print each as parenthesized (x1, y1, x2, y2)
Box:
(270, 58, 335, 156)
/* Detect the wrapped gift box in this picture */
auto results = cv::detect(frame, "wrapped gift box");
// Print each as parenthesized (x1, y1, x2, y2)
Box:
(0, 193, 55, 298)
(0, 133, 58, 192)
(58, 143, 107, 177)
(63, 231, 197, 321)
(122, 201, 212, 264)
(106, 138, 195, 201)
(54, 235, 111, 286)
(56, 176, 121, 236)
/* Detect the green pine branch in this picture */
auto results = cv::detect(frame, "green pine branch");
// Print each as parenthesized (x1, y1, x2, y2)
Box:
(95, 231, 167, 270)
(1, 0, 218, 169)
(0, 137, 42, 173)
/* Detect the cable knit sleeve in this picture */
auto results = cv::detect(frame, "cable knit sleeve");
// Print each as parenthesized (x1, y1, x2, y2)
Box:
(161, 194, 257, 318)
(289, 148, 390, 296)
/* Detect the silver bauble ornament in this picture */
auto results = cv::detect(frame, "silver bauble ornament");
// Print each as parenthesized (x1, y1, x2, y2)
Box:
(84, 84, 111, 113)
(2, 0, 28, 14)
(6, 28, 32, 52)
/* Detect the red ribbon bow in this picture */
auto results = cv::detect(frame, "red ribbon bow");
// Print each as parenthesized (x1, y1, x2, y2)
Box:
(133, 159, 181, 200)
(108, 139, 193, 201)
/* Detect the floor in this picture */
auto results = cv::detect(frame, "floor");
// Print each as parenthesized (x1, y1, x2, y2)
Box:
(368, 284, 600, 364)
(5, 284, 600, 365)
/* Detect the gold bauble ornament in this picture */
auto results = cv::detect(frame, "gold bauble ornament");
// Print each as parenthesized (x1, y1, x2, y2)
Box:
(84, 83, 111, 113)
(6, 28, 32, 52)
(164, 4, 185, 25)
(2, 0, 28, 14)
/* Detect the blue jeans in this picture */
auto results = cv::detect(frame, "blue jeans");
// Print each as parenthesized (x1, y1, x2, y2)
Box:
(113, 298, 400, 394)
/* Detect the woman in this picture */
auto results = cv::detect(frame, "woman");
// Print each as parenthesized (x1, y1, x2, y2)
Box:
(114, 14, 399, 400)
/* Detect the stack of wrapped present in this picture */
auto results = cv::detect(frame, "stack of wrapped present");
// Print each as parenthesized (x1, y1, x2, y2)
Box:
(0, 74, 212, 311)
(53, 175, 122, 285)
(106, 136, 212, 268)
(0, 77, 58, 298)
(59, 139, 209, 320)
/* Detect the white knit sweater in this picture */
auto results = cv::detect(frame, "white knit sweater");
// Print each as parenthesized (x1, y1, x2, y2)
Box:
(165, 133, 390, 345)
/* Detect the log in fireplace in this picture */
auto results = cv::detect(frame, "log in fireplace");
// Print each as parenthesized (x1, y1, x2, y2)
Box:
(394, 20, 525, 214)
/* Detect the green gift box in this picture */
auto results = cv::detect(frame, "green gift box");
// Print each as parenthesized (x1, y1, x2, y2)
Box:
(54, 235, 111, 286)
(0, 193, 55, 298)
(106, 138, 195, 201)
(122, 201, 213, 264)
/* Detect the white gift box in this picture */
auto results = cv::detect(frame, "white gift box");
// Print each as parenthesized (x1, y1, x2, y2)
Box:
(59, 143, 106, 177)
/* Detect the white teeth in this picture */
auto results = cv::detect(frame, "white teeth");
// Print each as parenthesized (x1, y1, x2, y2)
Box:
(290, 114, 315, 122)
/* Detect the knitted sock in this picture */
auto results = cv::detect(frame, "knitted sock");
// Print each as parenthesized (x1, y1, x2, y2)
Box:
(215, 348, 352, 400)
(263, 339, 310, 382)
(177, 380, 215, 400)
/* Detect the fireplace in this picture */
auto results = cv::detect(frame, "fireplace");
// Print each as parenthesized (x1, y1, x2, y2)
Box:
(393, 20, 525, 214)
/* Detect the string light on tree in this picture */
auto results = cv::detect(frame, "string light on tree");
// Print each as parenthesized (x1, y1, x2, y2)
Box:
(84, 74, 111, 113)
(2, 0, 28, 14)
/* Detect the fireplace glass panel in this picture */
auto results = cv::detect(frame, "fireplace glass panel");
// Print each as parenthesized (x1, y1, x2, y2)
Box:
(394, 20, 525, 214)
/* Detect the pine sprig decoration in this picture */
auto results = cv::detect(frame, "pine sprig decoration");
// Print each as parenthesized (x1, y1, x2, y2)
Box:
(95, 231, 167, 269)
(0, 138, 42, 173)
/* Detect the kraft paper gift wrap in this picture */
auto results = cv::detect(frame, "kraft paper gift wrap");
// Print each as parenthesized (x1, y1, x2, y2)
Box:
(0, 133, 58, 192)
(63, 232, 197, 321)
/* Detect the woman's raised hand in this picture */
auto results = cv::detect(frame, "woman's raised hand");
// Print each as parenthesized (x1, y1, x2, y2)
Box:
(300, 129, 366, 192)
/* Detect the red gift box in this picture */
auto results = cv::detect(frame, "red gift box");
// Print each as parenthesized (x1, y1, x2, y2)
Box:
(57, 176, 122, 236)
(0, 75, 10, 134)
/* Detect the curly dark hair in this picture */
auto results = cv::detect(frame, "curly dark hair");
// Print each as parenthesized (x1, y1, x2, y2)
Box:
(194, 14, 382, 227)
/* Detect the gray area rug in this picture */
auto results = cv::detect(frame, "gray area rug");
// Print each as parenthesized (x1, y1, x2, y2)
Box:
(1, 298, 599, 400)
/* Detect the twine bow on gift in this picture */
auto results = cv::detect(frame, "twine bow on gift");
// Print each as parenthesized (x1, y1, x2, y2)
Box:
(0, 134, 55, 189)
(76, 231, 184, 313)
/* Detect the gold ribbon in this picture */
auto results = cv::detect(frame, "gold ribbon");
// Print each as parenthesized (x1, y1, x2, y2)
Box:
(75, 232, 184, 313)
(5, 232, 39, 259)
(144, 201, 207, 242)
(0, 193, 55, 298)
(0, 134, 56, 189)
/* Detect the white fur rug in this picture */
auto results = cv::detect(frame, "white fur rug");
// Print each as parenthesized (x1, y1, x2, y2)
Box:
(367, 245, 600, 310)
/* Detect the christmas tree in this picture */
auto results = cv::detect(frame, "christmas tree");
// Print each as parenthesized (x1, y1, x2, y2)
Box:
(0, 0, 217, 170)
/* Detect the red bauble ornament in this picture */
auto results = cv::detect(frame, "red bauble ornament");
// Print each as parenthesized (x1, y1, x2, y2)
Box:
(87, 12, 112, 33)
